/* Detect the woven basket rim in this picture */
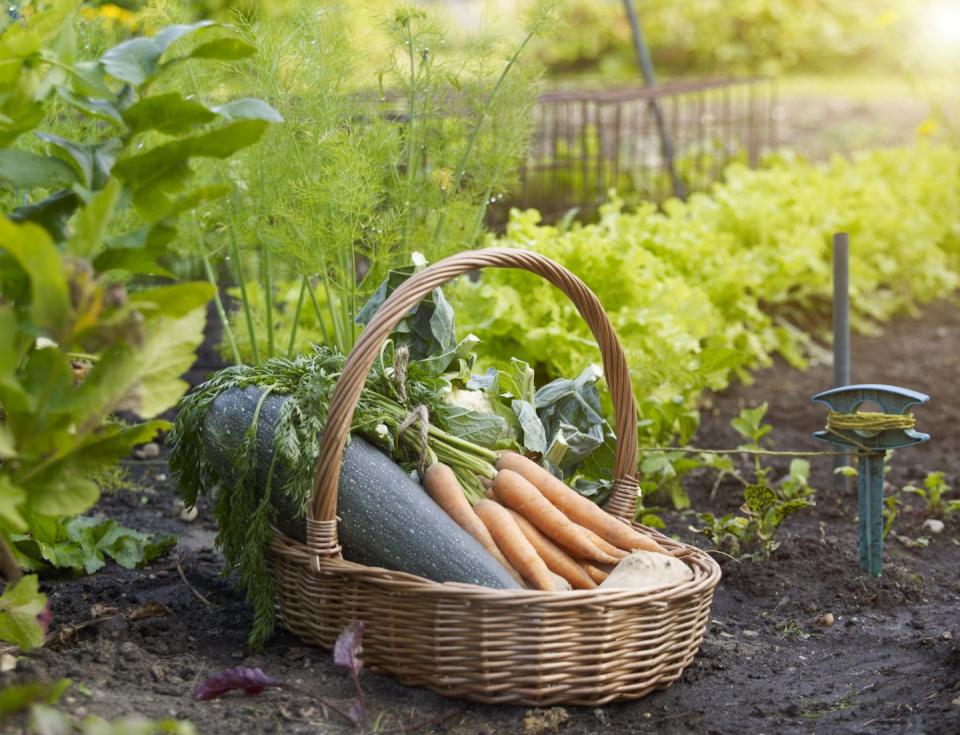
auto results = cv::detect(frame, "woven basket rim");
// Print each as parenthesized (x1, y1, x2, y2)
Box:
(270, 523, 722, 605)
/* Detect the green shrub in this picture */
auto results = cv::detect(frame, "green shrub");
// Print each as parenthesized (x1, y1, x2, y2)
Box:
(451, 145, 960, 425)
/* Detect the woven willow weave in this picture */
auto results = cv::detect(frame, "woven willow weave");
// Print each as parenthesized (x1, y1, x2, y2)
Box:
(267, 248, 721, 706)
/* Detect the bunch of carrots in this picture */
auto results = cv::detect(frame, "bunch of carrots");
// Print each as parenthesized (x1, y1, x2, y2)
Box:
(422, 451, 670, 591)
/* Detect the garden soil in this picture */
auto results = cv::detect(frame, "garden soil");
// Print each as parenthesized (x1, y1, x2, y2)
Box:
(3, 301, 960, 735)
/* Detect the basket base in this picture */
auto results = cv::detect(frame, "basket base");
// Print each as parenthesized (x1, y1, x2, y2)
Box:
(268, 528, 720, 707)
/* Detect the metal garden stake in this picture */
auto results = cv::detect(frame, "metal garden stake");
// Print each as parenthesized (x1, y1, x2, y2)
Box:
(812, 384, 930, 576)
(832, 232, 851, 490)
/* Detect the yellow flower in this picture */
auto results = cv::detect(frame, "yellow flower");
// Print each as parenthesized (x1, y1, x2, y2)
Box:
(917, 117, 940, 138)
(876, 10, 898, 28)
(81, 3, 138, 31)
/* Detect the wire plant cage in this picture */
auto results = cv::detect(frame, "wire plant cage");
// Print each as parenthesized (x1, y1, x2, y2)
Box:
(503, 76, 777, 221)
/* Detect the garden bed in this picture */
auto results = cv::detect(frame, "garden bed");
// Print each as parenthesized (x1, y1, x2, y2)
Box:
(3, 301, 959, 735)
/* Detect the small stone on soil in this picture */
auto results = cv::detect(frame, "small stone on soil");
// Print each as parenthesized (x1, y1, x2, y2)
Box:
(134, 442, 160, 459)
(815, 612, 835, 627)
(922, 519, 945, 535)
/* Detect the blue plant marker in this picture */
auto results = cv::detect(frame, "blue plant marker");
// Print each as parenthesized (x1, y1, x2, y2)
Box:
(811, 384, 930, 576)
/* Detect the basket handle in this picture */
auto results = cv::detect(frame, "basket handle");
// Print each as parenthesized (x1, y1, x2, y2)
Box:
(308, 248, 640, 551)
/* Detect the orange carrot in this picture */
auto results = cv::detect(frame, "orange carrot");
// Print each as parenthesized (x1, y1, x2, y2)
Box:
(474, 500, 555, 591)
(508, 510, 597, 590)
(580, 526, 628, 560)
(422, 463, 524, 585)
(580, 561, 613, 585)
(493, 470, 620, 565)
(496, 452, 669, 554)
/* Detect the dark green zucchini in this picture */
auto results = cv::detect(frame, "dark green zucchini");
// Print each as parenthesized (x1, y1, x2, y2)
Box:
(202, 387, 519, 589)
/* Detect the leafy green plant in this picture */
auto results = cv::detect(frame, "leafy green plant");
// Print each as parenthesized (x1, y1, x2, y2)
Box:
(693, 405, 815, 558)
(172, 0, 554, 364)
(903, 471, 960, 518)
(451, 145, 960, 435)
(10, 515, 175, 576)
(534, 0, 923, 77)
(697, 483, 811, 559)
(0, 1, 278, 648)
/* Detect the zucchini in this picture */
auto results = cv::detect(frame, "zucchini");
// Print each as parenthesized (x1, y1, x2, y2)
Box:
(202, 387, 520, 589)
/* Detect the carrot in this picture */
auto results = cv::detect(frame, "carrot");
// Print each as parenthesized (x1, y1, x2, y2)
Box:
(580, 526, 628, 560)
(508, 510, 597, 590)
(493, 470, 619, 565)
(580, 561, 613, 585)
(496, 452, 669, 555)
(474, 500, 556, 591)
(422, 463, 524, 585)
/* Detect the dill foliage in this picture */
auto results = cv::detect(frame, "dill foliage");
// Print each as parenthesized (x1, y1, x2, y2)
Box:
(171, 0, 553, 361)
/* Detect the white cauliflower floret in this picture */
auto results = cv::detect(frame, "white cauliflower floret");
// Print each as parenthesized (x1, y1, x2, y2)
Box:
(444, 388, 496, 415)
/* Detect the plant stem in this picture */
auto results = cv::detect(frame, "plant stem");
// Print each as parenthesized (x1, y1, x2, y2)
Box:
(286, 276, 308, 358)
(227, 200, 260, 365)
(323, 278, 344, 350)
(305, 277, 332, 347)
(432, 29, 535, 247)
(261, 244, 275, 360)
(201, 250, 242, 366)
(0, 533, 22, 585)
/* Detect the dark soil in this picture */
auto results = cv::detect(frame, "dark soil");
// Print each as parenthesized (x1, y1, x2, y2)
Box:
(3, 301, 960, 735)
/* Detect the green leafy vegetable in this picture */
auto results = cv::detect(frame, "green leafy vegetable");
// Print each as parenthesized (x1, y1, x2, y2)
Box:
(0, 576, 47, 651)
(11, 516, 175, 576)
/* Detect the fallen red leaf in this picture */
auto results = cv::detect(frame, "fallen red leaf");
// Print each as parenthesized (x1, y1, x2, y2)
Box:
(193, 666, 280, 701)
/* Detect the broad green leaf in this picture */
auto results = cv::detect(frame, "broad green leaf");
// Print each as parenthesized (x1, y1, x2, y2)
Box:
(0, 424, 14, 458)
(152, 21, 217, 53)
(698, 346, 743, 375)
(100, 21, 214, 86)
(0, 149, 77, 189)
(93, 225, 174, 278)
(112, 119, 269, 189)
(0, 679, 70, 718)
(73, 284, 212, 418)
(122, 92, 217, 135)
(213, 98, 283, 123)
(0, 476, 26, 530)
(436, 405, 505, 448)
(9, 189, 82, 242)
(0, 218, 71, 335)
(67, 178, 121, 258)
(511, 398, 546, 453)
(123, 305, 210, 417)
(55, 87, 123, 125)
(0, 307, 28, 414)
(101, 37, 157, 86)
(130, 281, 216, 319)
(0, 575, 47, 650)
(36, 133, 120, 190)
(27, 474, 99, 517)
(65, 60, 113, 98)
(186, 37, 256, 61)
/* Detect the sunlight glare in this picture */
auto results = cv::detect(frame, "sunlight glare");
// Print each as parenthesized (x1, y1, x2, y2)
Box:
(925, 2, 960, 48)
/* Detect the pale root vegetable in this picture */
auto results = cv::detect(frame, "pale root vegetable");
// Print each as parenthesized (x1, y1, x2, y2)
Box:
(580, 561, 614, 585)
(599, 550, 694, 591)
(508, 510, 597, 590)
(493, 470, 620, 565)
(422, 463, 524, 585)
(496, 452, 669, 555)
(474, 500, 556, 591)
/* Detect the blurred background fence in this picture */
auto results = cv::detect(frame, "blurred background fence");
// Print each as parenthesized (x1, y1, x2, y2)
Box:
(503, 76, 777, 220)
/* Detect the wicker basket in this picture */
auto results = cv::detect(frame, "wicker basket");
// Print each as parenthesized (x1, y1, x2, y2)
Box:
(267, 248, 721, 706)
